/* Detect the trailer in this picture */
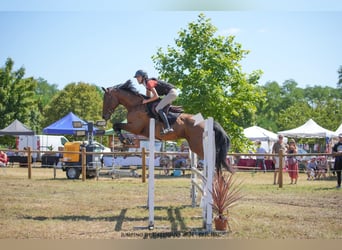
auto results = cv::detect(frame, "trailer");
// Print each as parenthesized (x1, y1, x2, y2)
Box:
(61, 141, 103, 179)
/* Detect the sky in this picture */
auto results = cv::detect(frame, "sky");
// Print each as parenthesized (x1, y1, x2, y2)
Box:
(1, 0, 342, 93)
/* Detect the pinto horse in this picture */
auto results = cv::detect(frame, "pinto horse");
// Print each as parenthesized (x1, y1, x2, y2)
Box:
(102, 80, 233, 174)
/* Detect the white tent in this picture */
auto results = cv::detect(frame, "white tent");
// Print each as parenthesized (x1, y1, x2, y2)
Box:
(244, 125, 279, 141)
(243, 125, 279, 153)
(278, 118, 336, 138)
(335, 123, 342, 135)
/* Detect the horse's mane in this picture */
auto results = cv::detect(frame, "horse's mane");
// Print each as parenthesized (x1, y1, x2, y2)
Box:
(114, 80, 141, 96)
(114, 79, 148, 99)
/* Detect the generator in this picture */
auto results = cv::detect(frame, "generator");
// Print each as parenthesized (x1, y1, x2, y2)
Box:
(61, 141, 103, 179)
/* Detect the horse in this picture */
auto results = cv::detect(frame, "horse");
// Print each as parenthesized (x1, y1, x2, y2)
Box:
(102, 80, 234, 174)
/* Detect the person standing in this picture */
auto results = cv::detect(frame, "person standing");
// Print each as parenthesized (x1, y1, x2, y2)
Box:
(287, 139, 299, 184)
(255, 141, 267, 173)
(0, 150, 8, 167)
(272, 135, 288, 185)
(332, 133, 342, 189)
(134, 69, 178, 134)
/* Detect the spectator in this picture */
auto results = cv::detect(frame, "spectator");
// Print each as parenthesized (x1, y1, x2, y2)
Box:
(315, 156, 327, 180)
(0, 150, 8, 167)
(160, 155, 171, 176)
(287, 139, 299, 184)
(306, 157, 317, 180)
(255, 141, 267, 173)
(332, 133, 342, 189)
(272, 135, 288, 185)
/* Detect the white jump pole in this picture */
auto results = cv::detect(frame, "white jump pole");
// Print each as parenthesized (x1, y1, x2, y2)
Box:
(190, 117, 214, 232)
(148, 118, 155, 230)
(203, 117, 214, 232)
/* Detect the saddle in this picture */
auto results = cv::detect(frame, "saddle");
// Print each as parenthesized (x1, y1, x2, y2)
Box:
(145, 98, 183, 125)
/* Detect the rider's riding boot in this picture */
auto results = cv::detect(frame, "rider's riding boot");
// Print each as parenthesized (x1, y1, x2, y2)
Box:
(158, 109, 173, 134)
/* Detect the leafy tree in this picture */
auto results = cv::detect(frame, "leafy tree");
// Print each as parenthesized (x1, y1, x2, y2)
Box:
(32, 78, 60, 132)
(258, 80, 342, 133)
(152, 13, 263, 151)
(338, 65, 342, 88)
(36, 77, 59, 113)
(0, 57, 38, 130)
(42, 82, 103, 129)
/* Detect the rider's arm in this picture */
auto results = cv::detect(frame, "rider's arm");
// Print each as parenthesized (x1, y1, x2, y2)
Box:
(143, 87, 159, 104)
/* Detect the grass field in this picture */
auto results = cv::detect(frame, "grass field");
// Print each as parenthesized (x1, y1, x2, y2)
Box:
(0, 167, 341, 239)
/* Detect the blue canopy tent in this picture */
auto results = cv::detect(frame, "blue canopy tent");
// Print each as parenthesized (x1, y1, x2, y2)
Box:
(43, 112, 95, 135)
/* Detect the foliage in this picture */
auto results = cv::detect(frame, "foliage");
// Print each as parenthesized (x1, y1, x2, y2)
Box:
(338, 65, 342, 88)
(211, 172, 243, 217)
(35, 77, 59, 112)
(152, 13, 264, 152)
(0, 58, 38, 146)
(110, 105, 127, 125)
(0, 58, 38, 127)
(258, 80, 342, 132)
(42, 82, 103, 128)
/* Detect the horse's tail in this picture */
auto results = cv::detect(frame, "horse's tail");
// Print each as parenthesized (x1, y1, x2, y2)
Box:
(214, 121, 235, 175)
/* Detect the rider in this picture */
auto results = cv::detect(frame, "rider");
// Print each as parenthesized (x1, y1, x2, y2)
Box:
(134, 69, 177, 134)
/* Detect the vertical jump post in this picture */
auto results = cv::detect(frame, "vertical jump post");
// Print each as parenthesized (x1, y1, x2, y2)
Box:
(148, 118, 155, 230)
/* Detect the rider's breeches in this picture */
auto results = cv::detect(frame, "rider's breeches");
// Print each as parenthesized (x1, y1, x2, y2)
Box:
(155, 89, 178, 112)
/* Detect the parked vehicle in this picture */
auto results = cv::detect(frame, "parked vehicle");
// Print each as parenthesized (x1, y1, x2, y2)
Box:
(16, 135, 69, 162)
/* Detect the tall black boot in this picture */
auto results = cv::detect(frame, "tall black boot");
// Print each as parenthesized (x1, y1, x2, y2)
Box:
(158, 110, 173, 134)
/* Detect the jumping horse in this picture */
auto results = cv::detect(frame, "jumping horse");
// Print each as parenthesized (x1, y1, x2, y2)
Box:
(102, 80, 233, 174)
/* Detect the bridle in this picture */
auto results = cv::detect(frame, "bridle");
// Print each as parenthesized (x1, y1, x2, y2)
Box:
(103, 88, 117, 118)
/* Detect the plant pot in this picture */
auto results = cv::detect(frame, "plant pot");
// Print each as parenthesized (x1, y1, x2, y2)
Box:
(214, 215, 228, 231)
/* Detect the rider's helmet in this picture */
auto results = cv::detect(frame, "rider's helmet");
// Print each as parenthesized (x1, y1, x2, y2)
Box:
(134, 70, 148, 79)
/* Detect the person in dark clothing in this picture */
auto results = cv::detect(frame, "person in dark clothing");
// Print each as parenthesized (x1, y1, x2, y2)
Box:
(332, 133, 342, 188)
(134, 70, 177, 134)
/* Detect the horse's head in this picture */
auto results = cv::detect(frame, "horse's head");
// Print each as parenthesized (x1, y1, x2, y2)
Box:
(102, 87, 119, 121)
(102, 80, 144, 121)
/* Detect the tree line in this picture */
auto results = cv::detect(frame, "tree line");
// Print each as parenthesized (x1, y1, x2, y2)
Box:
(1, 14, 341, 151)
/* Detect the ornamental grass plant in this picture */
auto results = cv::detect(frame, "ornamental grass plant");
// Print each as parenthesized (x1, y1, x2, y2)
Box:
(211, 172, 243, 231)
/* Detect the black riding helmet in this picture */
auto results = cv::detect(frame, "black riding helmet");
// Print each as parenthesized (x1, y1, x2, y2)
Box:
(134, 69, 148, 79)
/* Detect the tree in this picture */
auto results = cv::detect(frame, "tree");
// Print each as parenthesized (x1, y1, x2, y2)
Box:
(36, 77, 59, 113)
(152, 13, 263, 151)
(258, 80, 342, 133)
(42, 82, 103, 129)
(338, 65, 342, 88)
(0, 58, 38, 130)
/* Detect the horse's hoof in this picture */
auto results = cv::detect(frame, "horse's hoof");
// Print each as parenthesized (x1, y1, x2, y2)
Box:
(161, 128, 174, 135)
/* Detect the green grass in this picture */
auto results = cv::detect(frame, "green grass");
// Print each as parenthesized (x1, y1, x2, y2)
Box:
(0, 167, 341, 239)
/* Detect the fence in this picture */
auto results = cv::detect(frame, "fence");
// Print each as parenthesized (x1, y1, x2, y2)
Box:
(1, 147, 336, 187)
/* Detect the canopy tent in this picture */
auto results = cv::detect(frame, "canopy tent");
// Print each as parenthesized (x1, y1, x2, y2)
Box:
(243, 125, 279, 142)
(43, 112, 93, 135)
(335, 123, 342, 135)
(243, 125, 279, 153)
(0, 119, 34, 135)
(278, 118, 336, 138)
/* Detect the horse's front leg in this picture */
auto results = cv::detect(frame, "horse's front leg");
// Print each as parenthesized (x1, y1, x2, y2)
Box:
(113, 123, 134, 145)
